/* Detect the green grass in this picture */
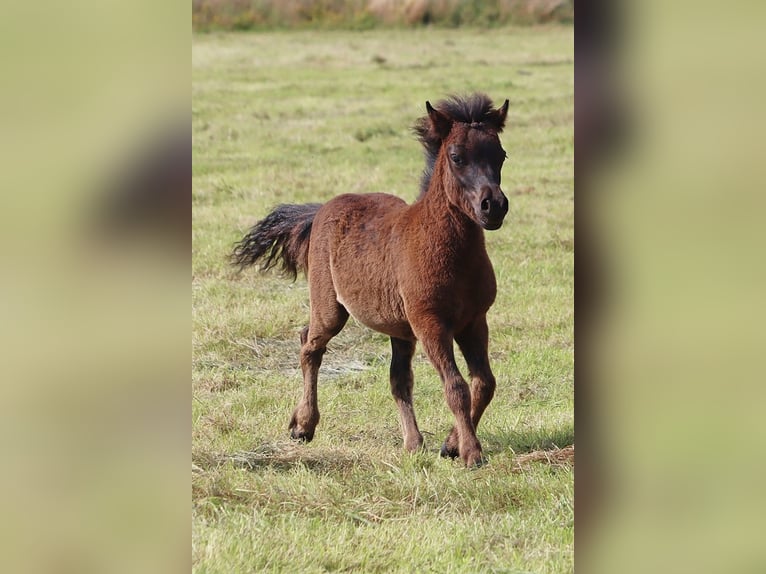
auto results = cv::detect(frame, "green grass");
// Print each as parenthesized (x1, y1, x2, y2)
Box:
(193, 27, 573, 572)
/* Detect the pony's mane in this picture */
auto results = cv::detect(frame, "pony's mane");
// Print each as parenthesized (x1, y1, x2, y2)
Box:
(413, 93, 503, 197)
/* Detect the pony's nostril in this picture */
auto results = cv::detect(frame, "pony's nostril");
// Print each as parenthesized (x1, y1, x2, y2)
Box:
(481, 198, 491, 213)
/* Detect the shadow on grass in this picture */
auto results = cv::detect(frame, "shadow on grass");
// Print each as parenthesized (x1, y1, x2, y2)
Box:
(218, 441, 373, 474)
(482, 423, 573, 452)
(193, 424, 574, 477)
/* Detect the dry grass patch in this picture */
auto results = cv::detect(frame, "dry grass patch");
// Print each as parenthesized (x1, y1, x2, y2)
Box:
(513, 444, 574, 470)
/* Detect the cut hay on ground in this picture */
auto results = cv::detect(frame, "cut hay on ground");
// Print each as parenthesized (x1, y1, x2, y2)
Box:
(512, 444, 574, 470)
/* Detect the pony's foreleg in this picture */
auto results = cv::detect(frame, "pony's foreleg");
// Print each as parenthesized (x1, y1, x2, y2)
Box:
(389, 337, 424, 452)
(289, 304, 348, 442)
(441, 316, 497, 459)
(416, 326, 483, 467)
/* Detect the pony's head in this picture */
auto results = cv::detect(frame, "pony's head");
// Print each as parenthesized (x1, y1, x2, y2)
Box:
(415, 94, 509, 230)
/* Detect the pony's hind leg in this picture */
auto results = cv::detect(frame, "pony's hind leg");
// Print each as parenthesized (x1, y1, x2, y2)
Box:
(441, 316, 497, 459)
(289, 302, 349, 442)
(389, 337, 424, 452)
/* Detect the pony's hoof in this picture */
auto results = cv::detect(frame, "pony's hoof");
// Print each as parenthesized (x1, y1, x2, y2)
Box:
(404, 433, 425, 453)
(440, 442, 459, 459)
(466, 454, 487, 469)
(289, 427, 315, 442)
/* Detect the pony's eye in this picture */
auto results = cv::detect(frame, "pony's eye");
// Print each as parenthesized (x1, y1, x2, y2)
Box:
(450, 153, 463, 166)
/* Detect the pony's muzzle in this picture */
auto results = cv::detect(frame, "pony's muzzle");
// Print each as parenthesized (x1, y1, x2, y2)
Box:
(479, 187, 509, 230)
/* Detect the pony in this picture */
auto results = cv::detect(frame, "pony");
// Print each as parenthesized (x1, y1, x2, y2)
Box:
(232, 93, 509, 466)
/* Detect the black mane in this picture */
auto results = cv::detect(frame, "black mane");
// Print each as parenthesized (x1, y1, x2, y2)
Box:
(412, 93, 502, 197)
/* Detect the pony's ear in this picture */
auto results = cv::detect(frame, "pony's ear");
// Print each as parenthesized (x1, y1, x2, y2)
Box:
(490, 99, 509, 132)
(426, 101, 452, 139)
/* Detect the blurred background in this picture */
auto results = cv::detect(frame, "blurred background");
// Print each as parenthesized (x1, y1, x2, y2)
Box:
(577, 1, 766, 573)
(0, 1, 188, 573)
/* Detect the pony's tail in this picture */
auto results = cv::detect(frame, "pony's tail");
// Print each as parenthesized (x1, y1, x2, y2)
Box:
(230, 203, 322, 279)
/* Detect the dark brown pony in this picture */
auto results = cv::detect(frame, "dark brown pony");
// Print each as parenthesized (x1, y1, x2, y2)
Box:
(232, 93, 509, 466)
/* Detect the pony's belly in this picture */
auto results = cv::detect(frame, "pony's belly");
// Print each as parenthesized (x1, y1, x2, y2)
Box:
(336, 293, 413, 340)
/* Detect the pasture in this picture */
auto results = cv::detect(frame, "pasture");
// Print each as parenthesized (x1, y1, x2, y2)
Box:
(193, 26, 573, 572)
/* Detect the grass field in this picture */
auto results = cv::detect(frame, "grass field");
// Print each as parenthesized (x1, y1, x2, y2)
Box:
(193, 26, 573, 572)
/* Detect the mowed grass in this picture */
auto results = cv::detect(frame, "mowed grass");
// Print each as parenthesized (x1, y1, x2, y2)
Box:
(193, 27, 573, 573)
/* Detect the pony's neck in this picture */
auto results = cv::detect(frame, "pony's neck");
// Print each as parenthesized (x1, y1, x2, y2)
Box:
(417, 149, 437, 199)
(420, 150, 482, 237)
